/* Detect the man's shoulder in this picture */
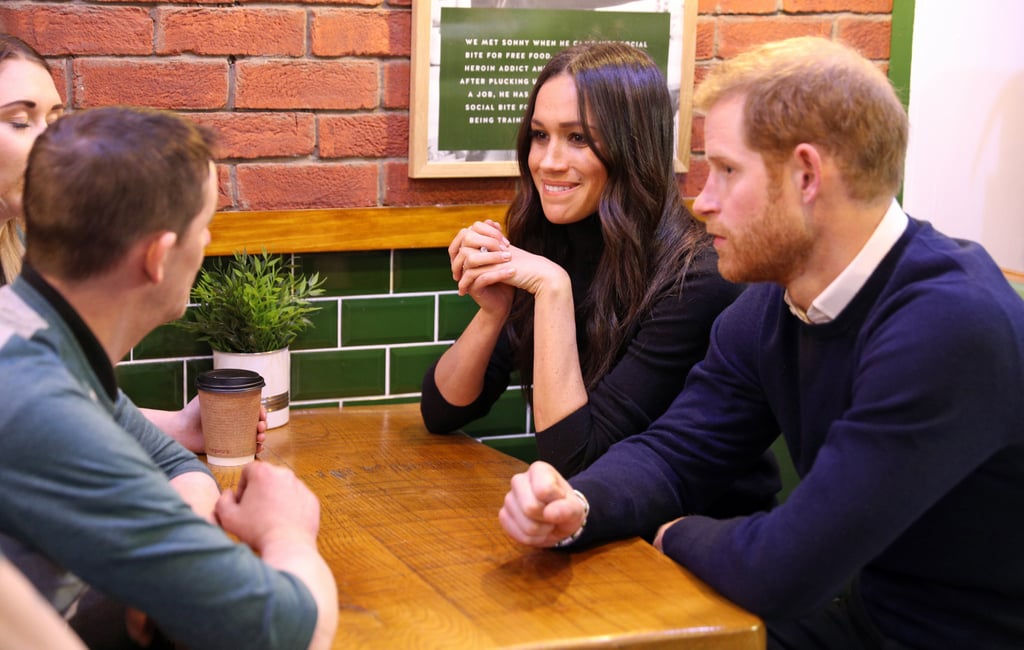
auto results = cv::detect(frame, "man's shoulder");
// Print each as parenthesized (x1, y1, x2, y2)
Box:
(889, 220, 1022, 316)
(0, 285, 52, 350)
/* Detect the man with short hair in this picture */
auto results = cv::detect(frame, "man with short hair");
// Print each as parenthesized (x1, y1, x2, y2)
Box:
(0, 106, 337, 650)
(498, 37, 1024, 648)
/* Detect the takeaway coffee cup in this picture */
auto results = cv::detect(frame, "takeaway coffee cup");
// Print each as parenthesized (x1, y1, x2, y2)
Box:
(196, 368, 265, 466)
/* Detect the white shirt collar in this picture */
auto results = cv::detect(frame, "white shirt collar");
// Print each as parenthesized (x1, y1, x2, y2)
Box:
(786, 199, 909, 324)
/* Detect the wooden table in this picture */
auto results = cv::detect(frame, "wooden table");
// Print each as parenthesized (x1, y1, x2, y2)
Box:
(206, 404, 764, 649)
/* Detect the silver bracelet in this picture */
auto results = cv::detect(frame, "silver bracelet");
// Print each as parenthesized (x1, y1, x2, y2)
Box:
(554, 489, 590, 548)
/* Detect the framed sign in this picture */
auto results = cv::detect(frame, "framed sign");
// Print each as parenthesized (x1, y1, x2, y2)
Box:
(409, 0, 698, 178)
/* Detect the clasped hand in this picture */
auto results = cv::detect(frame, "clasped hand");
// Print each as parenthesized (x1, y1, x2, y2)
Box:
(498, 461, 587, 547)
(449, 219, 568, 306)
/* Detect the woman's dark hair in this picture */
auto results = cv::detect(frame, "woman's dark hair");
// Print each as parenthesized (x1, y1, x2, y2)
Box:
(505, 42, 710, 395)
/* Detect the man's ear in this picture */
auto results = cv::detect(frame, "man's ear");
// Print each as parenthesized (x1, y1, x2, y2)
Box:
(791, 143, 823, 203)
(143, 231, 178, 284)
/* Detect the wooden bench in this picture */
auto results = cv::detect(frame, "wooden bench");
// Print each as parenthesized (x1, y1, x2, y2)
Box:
(207, 204, 509, 256)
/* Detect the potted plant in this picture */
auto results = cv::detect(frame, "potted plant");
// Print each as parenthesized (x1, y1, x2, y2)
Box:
(175, 249, 325, 428)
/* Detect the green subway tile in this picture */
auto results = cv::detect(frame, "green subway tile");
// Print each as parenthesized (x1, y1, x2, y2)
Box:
(297, 251, 390, 297)
(291, 349, 386, 400)
(771, 436, 800, 503)
(394, 248, 456, 293)
(462, 388, 530, 437)
(117, 361, 184, 410)
(342, 296, 435, 346)
(185, 358, 214, 400)
(292, 299, 339, 350)
(133, 320, 211, 360)
(482, 435, 537, 464)
(390, 344, 448, 394)
(438, 293, 478, 340)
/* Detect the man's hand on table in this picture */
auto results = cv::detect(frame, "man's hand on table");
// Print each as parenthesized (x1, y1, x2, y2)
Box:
(215, 461, 339, 650)
(653, 517, 685, 552)
(214, 461, 320, 549)
(499, 461, 587, 547)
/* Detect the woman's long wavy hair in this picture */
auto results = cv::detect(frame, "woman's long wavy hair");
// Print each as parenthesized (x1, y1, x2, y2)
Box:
(505, 42, 710, 397)
(0, 34, 51, 284)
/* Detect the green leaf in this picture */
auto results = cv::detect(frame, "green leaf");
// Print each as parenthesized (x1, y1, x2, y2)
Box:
(172, 249, 327, 353)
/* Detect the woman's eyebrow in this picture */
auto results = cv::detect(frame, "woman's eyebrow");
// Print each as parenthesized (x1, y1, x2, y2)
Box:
(0, 99, 37, 110)
(0, 100, 64, 111)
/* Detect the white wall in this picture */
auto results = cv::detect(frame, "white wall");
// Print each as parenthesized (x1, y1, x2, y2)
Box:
(902, 0, 1024, 271)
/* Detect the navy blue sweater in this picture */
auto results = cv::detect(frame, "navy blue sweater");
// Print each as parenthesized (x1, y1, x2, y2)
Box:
(571, 218, 1024, 648)
(421, 216, 780, 517)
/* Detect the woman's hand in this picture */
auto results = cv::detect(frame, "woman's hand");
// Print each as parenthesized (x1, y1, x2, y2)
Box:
(450, 219, 515, 316)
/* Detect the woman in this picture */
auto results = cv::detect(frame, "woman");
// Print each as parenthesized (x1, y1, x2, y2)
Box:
(421, 42, 775, 512)
(0, 34, 62, 285)
(0, 33, 264, 453)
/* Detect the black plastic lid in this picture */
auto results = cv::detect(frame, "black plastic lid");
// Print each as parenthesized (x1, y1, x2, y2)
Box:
(196, 368, 265, 392)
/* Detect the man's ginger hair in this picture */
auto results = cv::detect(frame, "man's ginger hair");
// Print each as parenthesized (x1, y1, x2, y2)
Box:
(694, 36, 908, 202)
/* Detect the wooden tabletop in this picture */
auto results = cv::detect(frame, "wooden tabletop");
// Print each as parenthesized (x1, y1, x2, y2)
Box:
(206, 404, 764, 649)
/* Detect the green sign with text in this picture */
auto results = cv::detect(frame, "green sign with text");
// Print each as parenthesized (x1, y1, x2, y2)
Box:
(438, 8, 669, 152)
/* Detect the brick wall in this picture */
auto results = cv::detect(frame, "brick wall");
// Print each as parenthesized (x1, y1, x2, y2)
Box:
(1, 0, 893, 209)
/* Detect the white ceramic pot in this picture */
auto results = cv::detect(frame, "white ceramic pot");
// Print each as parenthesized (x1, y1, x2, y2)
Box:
(212, 347, 291, 429)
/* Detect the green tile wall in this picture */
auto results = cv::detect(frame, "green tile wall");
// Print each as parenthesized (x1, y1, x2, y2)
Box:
(438, 294, 479, 340)
(394, 249, 456, 292)
(390, 344, 450, 394)
(115, 361, 185, 411)
(292, 348, 387, 400)
(117, 249, 535, 459)
(298, 251, 390, 297)
(342, 296, 435, 346)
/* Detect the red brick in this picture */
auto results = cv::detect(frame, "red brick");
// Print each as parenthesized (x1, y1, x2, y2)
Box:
(0, 6, 152, 55)
(700, 0, 779, 15)
(46, 59, 71, 106)
(690, 115, 705, 153)
(215, 164, 233, 210)
(103, 0, 225, 4)
(188, 113, 316, 160)
(236, 163, 379, 210)
(693, 62, 713, 90)
(718, 18, 832, 58)
(320, 113, 408, 158)
(695, 18, 716, 60)
(74, 59, 228, 109)
(241, 0, 382, 6)
(681, 158, 710, 201)
(157, 8, 305, 56)
(312, 9, 410, 57)
(837, 17, 891, 59)
(383, 60, 409, 110)
(236, 60, 379, 110)
(382, 162, 516, 207)
(783, 0, 892, 13)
